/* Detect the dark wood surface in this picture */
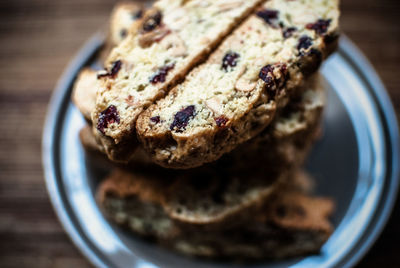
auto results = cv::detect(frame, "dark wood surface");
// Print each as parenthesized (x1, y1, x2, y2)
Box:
(0, 0, 399, 267)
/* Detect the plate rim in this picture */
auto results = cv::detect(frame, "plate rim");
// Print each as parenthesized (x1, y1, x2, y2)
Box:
(42, 33, 400, 268)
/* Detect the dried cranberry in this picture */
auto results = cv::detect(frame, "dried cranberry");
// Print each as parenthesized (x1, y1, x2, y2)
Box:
(150, 116, 161, 124)
(306, 19, 331, 35)
(259, 65, 275, 87)
(97, 105, 120, 134)
(297, 36, 313, 51)
(120, 29, 128, 38)
(259, 63, 288, 97)
(110, 60, 122, 77)
(215, 116, 229, 128)
(133, 9, 143, 20)
(282, 27, 297, 38)
(142, 11, 162, 32)
(221, 52, 240, 71)
(170, 105, 195, 132)
(256, 9, 280, 28)
(150, 63, 175, 84)
(97, 60, 122, 79)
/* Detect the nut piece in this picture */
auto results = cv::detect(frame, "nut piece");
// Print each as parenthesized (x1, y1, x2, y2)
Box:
(235, 77, 257, 92)
(125, 95, 140, 108)
(218, 1, 242, 12)
(139, 26, 171, 48)
(163, 34, 187, 57)
(235, 66, 256, 92)
(206, 97, 223, 115)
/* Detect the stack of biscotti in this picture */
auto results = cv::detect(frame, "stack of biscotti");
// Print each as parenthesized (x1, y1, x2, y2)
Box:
(71, 0, 340, 261)
(97, 168, 334, 260)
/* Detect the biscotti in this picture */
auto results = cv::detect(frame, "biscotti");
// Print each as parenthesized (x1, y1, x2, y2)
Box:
(78, 74, 324, 172)
(167, 190, 333, 260)
(98, 168, 334, 260)
(92, 0, 265, 162)
(72, 68, 98, 122)
(97, 161, 292, 232)
(100, 2, 145, 62)
(136, 0, 339, 169)
(73, 3, 144, 122)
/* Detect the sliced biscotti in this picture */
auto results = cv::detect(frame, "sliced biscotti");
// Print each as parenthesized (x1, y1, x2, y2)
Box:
(98, 162, 292, 232)
(92, 0, 265, 162)
(100, 2, 145, 62)
(169, 190, 334, 260)
(74, 3, 145, 122)
(98, 169, 334, 260)
(79, 74, 324, 170)
(137, 0, 339, 169)
(108, 2, 145, 48)
(72, 68, 99, 122)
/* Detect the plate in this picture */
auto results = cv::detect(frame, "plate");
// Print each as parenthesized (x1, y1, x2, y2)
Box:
(42, 33, 400, 268)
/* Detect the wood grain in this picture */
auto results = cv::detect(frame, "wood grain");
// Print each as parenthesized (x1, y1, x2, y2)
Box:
(0, 0, 399, 267)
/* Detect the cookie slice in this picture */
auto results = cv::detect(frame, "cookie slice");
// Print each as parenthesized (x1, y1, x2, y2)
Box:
(73, 3, 145, 122)
(137, 0, 339, 169)
(92, 0, 265, 162)
(98, 168, 334, 260)
(100, 2, 145, 62)
(72, 68, 98, 122)
(78, 74, 324, 170)
(169, 190, 334, 260)
(97, 160, 292, 233)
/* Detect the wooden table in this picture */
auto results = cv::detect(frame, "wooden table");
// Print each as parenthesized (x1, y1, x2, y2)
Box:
(0, 0, 399, 267)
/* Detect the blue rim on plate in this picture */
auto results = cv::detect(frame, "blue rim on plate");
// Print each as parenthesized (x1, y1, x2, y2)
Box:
(42, 33, 399, 268)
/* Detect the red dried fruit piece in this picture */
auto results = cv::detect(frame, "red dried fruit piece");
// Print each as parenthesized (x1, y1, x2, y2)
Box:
(259, 65, 275, 87)
(97, 60, 123, 79)
(142, 10, 162, 32)
(297, 36, 313, 51)
(132, 9, 143, 20)
(259, 63, 288, 97)
(215, 116, 229, 128)
(120, 29, 128, 38)
(221, 52, 240, 71)
(282, 27, 297, 38)
(150, 116, 161, 124)
(306, 19, 331, 35)
(97, 105, 120, 135)
(170, 105, 195, 132)
(110, 60, 123, 78)
(150, 63, 175, 84)
(256, 9, 280, 28)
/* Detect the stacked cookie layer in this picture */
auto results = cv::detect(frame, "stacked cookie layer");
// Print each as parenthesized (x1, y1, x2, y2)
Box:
(72, 0, 340, 261)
